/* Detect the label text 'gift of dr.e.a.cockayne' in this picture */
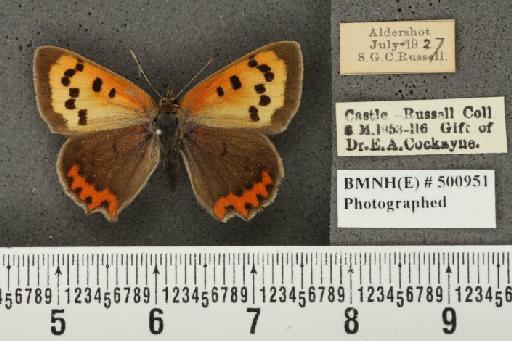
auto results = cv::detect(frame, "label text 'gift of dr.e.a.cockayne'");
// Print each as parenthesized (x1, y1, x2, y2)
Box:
(336, 97, 507, 156)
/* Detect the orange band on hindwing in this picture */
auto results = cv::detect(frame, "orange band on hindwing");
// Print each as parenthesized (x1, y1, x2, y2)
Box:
(213, 170, 273, 220)
(66, 164, 119, 218)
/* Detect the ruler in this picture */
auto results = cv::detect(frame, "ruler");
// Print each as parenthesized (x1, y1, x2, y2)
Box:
(0, 246, 511, 340)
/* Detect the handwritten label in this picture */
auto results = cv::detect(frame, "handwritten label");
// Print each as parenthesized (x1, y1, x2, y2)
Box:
(340, 19, 456, 74)
(337, 170, 496, 228)
(336, 97, 507, 156)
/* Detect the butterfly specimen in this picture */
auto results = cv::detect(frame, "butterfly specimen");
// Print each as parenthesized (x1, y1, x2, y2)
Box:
(33, 42, 303, 222)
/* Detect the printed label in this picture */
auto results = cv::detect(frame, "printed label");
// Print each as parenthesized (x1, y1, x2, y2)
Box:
(336, 97, 507, 156)
(337, 170, 496, 228)
(340, 19, 456, 74)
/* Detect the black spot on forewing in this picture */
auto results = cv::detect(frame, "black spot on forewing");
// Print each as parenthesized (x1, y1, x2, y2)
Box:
(75, 63, 84, 71)
(229, 75, 242, 90)
(108, 88, 116, 98)
(61, 77, 70, 86)
(264, 72, 275, 82)
(65, 99, 76, 109)
(84, 196, 92, 205)
(78, 109, 87, 125)
(255, 84, 266, 94)
(257, 64, 271, 73)
(217, 86, 224, 97)
(92, 77, 102, 92)
(249, 106, 260, 121)
(69, 88, 80, 98)
(73, 187, 82, 196)
(259, 95, 271, 106)
(248, 59, 258, 67)
(64, 69, 76, 77)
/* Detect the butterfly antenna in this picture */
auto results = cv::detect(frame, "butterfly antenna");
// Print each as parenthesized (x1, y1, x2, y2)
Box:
(129, 49, 162, 98)
(172, 57, 214, 100)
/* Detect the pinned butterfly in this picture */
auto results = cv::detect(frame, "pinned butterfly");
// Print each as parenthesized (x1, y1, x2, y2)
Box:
(33, 42, 303, 222)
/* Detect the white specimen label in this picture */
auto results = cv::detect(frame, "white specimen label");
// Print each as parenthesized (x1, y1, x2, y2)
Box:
(337, 169, 495, 228)
(340, 19, 456, 74)
(336, 97, 507, 156)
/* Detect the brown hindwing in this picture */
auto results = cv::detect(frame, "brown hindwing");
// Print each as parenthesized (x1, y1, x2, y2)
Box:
(180, 126, 284, 222)
(57, 125, 160, 222)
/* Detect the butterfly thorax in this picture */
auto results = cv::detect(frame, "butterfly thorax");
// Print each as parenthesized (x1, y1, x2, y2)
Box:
(154, 95, 180, 152)
(154, 94, 182, 189)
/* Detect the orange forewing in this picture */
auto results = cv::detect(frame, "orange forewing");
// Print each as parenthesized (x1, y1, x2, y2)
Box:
(180, 41, 302, 134)
(34, 46, 157, 135)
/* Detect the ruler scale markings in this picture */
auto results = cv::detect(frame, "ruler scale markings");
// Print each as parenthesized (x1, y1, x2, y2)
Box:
(290, 253, 294, 285)
(271, 254, 275, 285)
(408, 253, 411, 284)
(213, 254, 216, 286)
(348, 259, 353, 305)
(437, 253, 441, 285)
(7, 247, 512, 339)
(96, 254, 100, 286)
(329, 253, 333, 285)
(368, 253, 372, 285)
(115, 254, 118, 287)
(477, 252, 481, 284)
(242, 253, 246, 286)
(184, 254, 188, 285)
(125, 254, 129, 286)
(251, 262, 256, 305)
(398, 259, 402, 289)
(145, 253, 148, 286)
(164, 253, 168, 286)
(135, 254, 139, 285)
(262, 256, 265, 286)
(106, 258, 110, 290)
(153, 260, 159, 305)
(446, 259, 452, 305)
(37, 254, 40, 287)
(456, 252, 460, 285)
(55, 261, 61, 305)
(7, 255, 11, 291)
(26, 254, 30, 287)
(508, 252, 510, 284)
(17, 255, 20, 287)
(300, 253, 304, 289)
(222, 254, 226, 286)
(427, 253, 431, 285)
(66, 254, 69, 287)
(174, 254, 178, 285)
(378, 253, 381, 285)
(417, 252, 421, 284)
(358, 253, 362, 286)
(466, 252, 470, 284)
(46, 254, 50, 287)
(86, 254, 89, 286)
(497, 254, 501, 289)
(232, 254, 236, 286)
(487, 252, 490, 284)
(388, 253, 392, 285)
